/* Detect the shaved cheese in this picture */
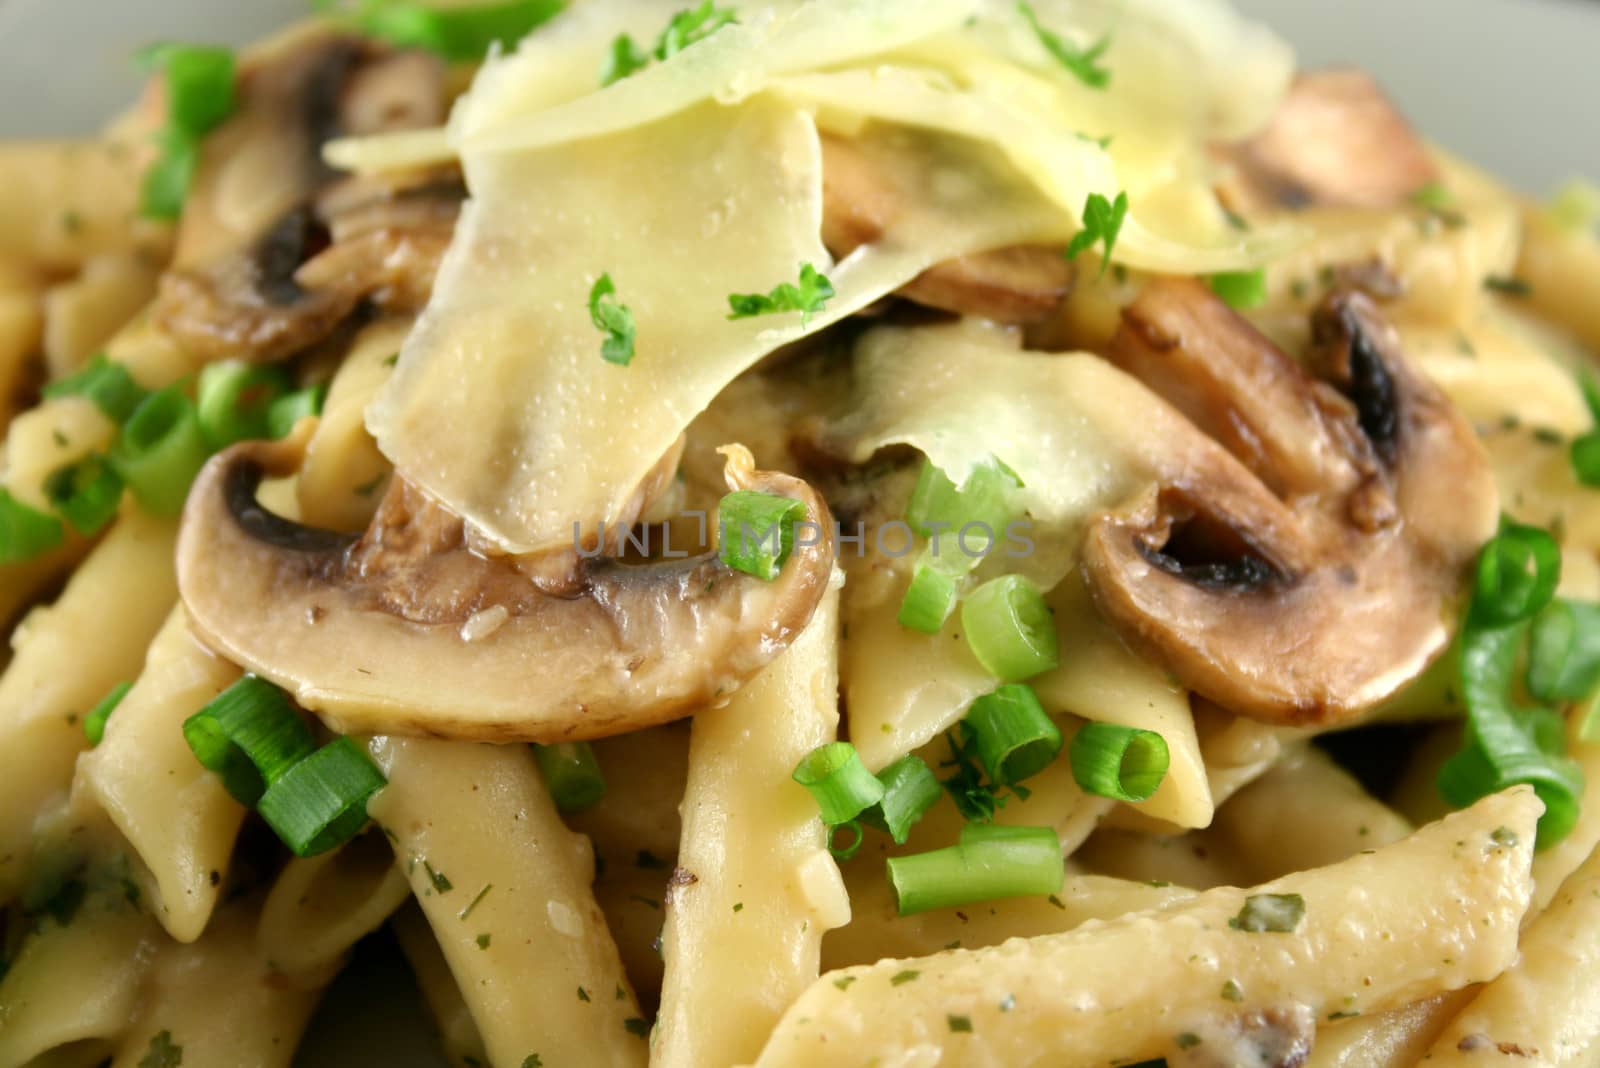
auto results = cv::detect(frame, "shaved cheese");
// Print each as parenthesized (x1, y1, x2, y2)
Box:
(365, 0, 1301, 550)
(371, 104, 1070, 550)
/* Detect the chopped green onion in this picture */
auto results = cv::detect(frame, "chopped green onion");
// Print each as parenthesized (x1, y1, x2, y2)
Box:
(1439, 518, 1584, 849)
(827, 819, 865, 861)
(1016, 2, 1110, 89)
(1527, 599, 1600, 702)
(1228, 892, 1306, 933)
(898, 554, 960, 634)
(886, 823, 1063, 916)
(602, 34, 651, 84)
(83, 681, 133, 747)
(1470, 518, 1561, 628)
(137, 43, 236, 137)
(41, 353, 148, 423)
(197, 360, 290, 448)
(904, 456, 1022, 561)
(588, 273, 636, 366)
(960, 684, 1062, 786)
(1069, 722, 1170, 802)
(0, 488, 66, 563)
(139, 129, 200, 220)
(44, 455, 123, 537)
(1571, 433, 1600, 486)
(182, 675, 317, 805)
(111, 386, 211, 516)
(339, 0, 564, 61)
(1208, 267, 1268, 309)
(258, 736, 387, 857)
(961, 575, 1059, 682)
(135, 42, 235, 222)
(1064, 190, 1128, 278)
(792, 742, 885, 826)
(1581, 372, 1600, 425)
(861, 755, 942, 845)
(1409, 181, 1453, 211)
(533, 742, 607, 811)
(266, 384, 327, 440)
(717, 489, 804, 581)
(726, 263, 834, 326)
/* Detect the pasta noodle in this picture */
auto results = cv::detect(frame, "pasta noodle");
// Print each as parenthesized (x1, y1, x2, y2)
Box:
(655, 583, 848, 1068)
(750, 788, 1541, 1067)
(366, 736, 647, 1068)
(0, 508, 176, 902)
(74, 606, 246, 943)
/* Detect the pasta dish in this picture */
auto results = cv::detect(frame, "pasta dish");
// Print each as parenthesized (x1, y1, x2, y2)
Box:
(4, 0, 1600, 1064)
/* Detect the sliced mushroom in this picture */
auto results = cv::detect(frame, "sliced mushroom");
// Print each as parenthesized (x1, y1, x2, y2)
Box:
(820, 134, 1074, 323)
(1216, 69, 1439, 213)
(154, 40, 453, 363)
(1081, 278, 1496, 726)
(177, 434, 836, 742)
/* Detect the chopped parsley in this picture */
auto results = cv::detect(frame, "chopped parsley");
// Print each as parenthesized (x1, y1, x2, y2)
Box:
(833, 975, 858, 991)
(1176, 1032, 1202, 1049)
(1490, 826, 1520, 849)
(624, 1017, 652, 1038)
(476, 933, 491, 949)
(577, 986, 591, 1002)
(423, 861, 453, 894)
(1221, 978, 1243, 1002)
(1228, 892, 1306, 934)
(602, 2, 738, 85)
(1017, 2, 1111, 89)
(520, 1057, 543, 1068)
(138, 1030, 183, 1068)
(890, 969, 921, 986)
(732, 902, 744, 912)
(946, 1014, 973, 1033)
(1064, 191, 1128, 278)
(726, 262, 835, 326)
(939, 729, 1031, 823)
(1484, 274, 1532, 297)
(588, 273, 637, 366)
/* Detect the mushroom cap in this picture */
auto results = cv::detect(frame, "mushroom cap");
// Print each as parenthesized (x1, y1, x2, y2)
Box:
(177, 433, 837, 742)
(1082, 279, 1497, 726)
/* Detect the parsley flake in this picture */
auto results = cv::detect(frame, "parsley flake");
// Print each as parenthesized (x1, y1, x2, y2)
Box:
(947, 1014, 973, 1033)
(1017, 2, 1111, 89)
(476, 933, 491, 949)
(588, 273, 637, 366)
(1064, 191, 1128, 278)
(1221, 978, 1244, 1002)
(521, 1057, 543, 1068)
(1228, 892, 1306, 934)
(577, 986, 590, 1002)
(833, 975, 858, 991)
(602, 2, 738, 85)
(1176, 1032, 1202, 1049)
(726, 262, 834, 326)
(423, 861, 452, 894)
(138, 1030, 183, 1068)
(890, 969, 920, 986)
(624, 1017, 651, 1038)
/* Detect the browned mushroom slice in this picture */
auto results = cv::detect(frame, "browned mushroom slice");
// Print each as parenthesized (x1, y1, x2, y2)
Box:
(177, 436, 836, 742)
(155, 40, 452, 362)
(820, 135, 1074, 323)
(1082, 279, 1496, 726)
(1216, 69, 1439, 213)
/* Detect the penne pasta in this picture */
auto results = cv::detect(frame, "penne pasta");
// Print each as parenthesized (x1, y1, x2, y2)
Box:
(750, 787, 1540, 1068)
(392, 903, 491, 1068)
(256, 830, 413, 980)
(0, 508, 177, 903)
(1422, 840, 1600, 1064)
(366, 736, 647, 1068)
(73, 606, 246, 943)
(655, 584, 848, 1068)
